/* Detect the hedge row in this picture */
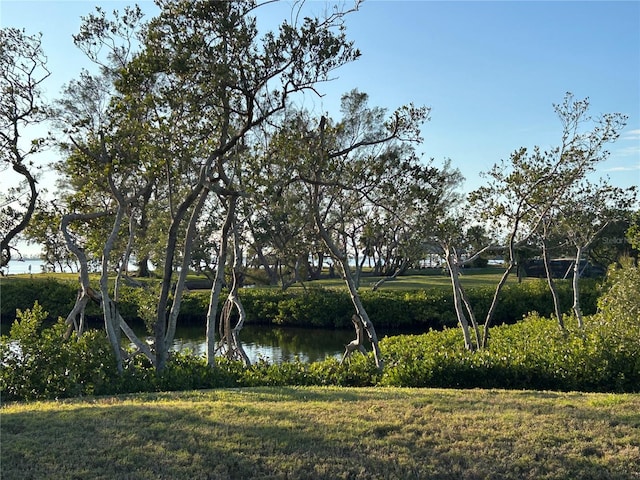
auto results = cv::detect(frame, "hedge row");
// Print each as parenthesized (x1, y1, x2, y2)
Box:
(1, 276, 599, 331)
(2, 305, 637, 401)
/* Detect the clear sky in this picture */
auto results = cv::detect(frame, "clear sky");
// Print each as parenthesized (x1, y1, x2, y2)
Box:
(2, 0, 639, 195)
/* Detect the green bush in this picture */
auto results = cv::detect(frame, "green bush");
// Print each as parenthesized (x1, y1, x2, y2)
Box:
(0, 302, 119, 400)
(378, 312, 640, 392)
(0, 277, 83, 325)
(1, 269, 626, 401)
(2, 276, 600, 332)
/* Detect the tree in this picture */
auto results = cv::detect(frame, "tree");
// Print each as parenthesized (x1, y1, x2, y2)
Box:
(527, 94, 631, 328)
(597, 256, 640, 325)
(0, 28, 50, 269)
(468, 146, 557, 347)
(627, 210, 640, 251)
(263, 91, 431, 369)
(555, 179, 636, 327)
(59, 0, 364, 372)
(243, 129, 320, 288)
(427, 93, 630, 348)
(589, 217, 638, 267)
(22, 198, 78, 272)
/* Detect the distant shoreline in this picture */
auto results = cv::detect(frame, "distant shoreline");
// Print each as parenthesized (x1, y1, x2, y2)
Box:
(2, 258, 50, 275)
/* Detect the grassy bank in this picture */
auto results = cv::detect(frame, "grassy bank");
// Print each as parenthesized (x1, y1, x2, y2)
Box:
(2, 386, 638, 480)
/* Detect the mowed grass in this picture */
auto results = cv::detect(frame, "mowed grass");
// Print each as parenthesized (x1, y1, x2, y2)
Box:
(288, 267, 529, 291)
(2, 387, 639, 479)
(6, 266, 518, 291)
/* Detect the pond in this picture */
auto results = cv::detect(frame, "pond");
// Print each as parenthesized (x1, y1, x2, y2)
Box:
(171, 325, 354, 363)
(129, 325, 409, 364)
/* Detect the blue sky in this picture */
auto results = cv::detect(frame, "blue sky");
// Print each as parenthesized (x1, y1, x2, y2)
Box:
(2, 0, 639, 195)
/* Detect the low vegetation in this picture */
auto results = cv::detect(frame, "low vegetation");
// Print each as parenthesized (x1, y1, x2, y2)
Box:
(2, 387, 639, 480)
(2, 302, 638, 401)
(2, 262, 637, 401)
(0, 269, 600, 330)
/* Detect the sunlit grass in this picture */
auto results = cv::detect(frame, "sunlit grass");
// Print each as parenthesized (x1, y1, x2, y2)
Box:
(2, 387, 638, 479)
(5, 266, 538, 292)
(282, 267, 533, 291)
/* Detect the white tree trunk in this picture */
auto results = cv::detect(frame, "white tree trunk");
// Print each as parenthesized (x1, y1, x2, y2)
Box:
(217, 219, 250, 365)
(317, 222, 383, 369)
(341, 314, 368, 363)
(206, 196, 236, 366)
(572, 246, 584, 328)
(444, 248, 474, 350)
(542, 237, 564, 329)
(165, 188, 210, 349)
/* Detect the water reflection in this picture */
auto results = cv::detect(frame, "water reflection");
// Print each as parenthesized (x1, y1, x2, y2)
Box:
(156, 325, 356, 364)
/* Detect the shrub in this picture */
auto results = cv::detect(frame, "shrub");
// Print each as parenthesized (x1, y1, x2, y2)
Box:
(0, 302, 119, 400)
(597, 258, 640, 323)
(2, 276, 600, 332)
(0, 268, 626, 402)
(0, 277, 83, 325)
(378, 311, 640, 392)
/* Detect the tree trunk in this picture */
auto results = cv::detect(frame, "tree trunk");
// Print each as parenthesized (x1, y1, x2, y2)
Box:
(481, 262, 513, 349)
(572, 246, 584, 328)
(307, 251, 325, 281)
(459, 282, 482, 349)
(165, 188, 210, 350)
(218, 218, 251, 365)
(99, 202, 128, 374)
(337, 257, 384, 370)
(313, 199, 383, 369)
(206, 196, 236, 367)
(481, 225, 520, 349)
(155, 183, 205, 372)
(341, 314, 368, 362)
(542, 238, 564, 329)
(114, 210, 136, 302)
(444, 249, 475, 350)
(137, 255, 151, 277)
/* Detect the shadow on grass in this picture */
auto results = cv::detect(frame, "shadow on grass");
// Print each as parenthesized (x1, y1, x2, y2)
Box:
(2, 388, 639, 480)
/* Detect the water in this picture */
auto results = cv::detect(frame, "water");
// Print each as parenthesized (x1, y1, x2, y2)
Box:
(3, 258, 141, 275)
(4, 260, 406, 364)
(130, 325, 359, 364)
(2, 258, 52, 275)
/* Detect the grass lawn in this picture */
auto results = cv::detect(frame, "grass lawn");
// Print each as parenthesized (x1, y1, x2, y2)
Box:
(2, 387, 638, 479)
(273, 267, 533, 291)
(5, 266, 524, 291)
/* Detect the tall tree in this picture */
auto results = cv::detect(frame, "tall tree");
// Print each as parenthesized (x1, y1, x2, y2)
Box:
(442, 93, 628, 348)
(0, 28, 50, 269)
(264, 91, 431, 369)
(62, 0, 364, 372)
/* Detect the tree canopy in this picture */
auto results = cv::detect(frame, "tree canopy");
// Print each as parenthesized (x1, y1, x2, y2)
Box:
(2, 2, 636, 373)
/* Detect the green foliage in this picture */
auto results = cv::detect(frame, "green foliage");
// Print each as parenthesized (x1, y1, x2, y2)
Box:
(2, 276, 601, 334)
(2, 269, 632, 401)
(239, 355, 379, 388)
(627, 211, 640, 250)
(379, 312, 640, 392)
(273, 288, 353, 327)
(0, 277, 83, 325)
(0, 302, 117, 400)
(597, 258, 640, 323)
(235, 281, 598, 330)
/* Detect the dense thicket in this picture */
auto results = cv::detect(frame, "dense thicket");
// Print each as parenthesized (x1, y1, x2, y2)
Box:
(0, 276, 599, 330)
(3, 261, 633, 401)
